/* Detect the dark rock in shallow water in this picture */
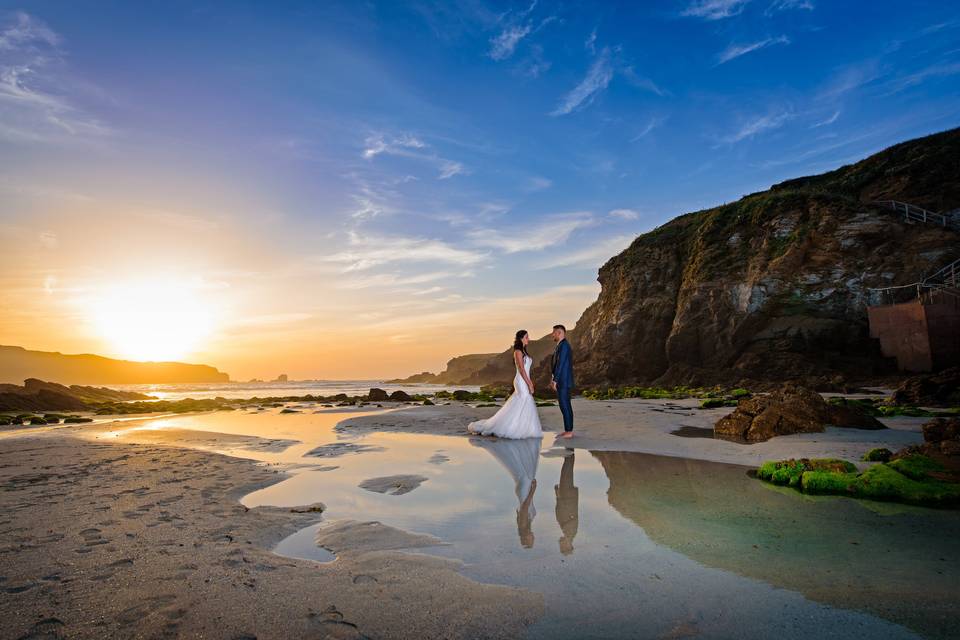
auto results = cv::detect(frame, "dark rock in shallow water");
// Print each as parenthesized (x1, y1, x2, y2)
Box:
(714, 384, 884, 442)
(892, 368, 960, 408)
(388, 390, 412, 402)
(367, 388, 389, 402)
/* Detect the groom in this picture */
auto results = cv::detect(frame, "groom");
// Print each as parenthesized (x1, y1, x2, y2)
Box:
(549, 324, 575, 439)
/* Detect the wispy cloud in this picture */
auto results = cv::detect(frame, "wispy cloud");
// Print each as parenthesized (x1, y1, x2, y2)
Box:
(538, 234, 634, 269)
(631, 116, 667, 141)
(621, 66, 668, 97)
(0, 12, 110, 144)
(550, 47, 614, 116)
(719, 111, 793, 144)
(468, 212, 594, 253)
(361, 132, 467, 180)
(715, 35, 790, 65)
(884, 61, 960, 94)
(608, 208, 641, 221)
(585, 27, 597, 54)
(766, 0, 814, 14)
(0, 11, 59, 50)
(810, 109, 840, 128)
(323, 232, 487, 271)
(489, 24, 532, 61)
(682, 0, 751, 20)
(488, 0, 555, 62)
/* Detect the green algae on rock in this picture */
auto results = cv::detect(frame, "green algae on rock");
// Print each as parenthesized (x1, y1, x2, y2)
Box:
(758, 455, 960, 507)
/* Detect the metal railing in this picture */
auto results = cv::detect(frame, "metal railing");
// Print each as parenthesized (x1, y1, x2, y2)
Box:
(867, 257, 960, 305)
(873, 200, 960, 230)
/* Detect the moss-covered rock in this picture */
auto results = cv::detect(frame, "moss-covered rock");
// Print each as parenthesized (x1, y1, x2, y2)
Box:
(863, 447, 893, 462)
(757, 458, 856, 487)
(758, 454, 960, 507)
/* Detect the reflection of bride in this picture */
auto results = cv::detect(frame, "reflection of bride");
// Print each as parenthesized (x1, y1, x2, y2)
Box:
(471, 436, 542, 548)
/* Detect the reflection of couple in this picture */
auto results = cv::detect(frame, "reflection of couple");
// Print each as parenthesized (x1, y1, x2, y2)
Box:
(468, 325, 575, 439)
(472, 438, 579, 554)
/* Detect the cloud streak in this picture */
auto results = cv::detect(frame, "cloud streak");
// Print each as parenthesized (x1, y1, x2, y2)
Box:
(323, 232, 487, 271)
(719, 111, 793, 144)
(550, 48, 614, 116)
(682, 0, 751, 20)
(715, 35, 790, 65)
(468, 212, 594, 253)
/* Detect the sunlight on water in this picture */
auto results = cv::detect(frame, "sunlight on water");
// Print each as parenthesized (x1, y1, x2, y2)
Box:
(91, 408, 960, 640)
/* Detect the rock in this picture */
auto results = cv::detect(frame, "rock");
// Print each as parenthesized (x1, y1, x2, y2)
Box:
(422, 399, 434, 406)
(388, 390, 412, 402)
(892, 368, 960, 407)
(452, 390, 473, 401)
(714, 384, 884, 442)
(923, 417, 960, 444)
(367, 388, 389, 402)
(863, 447, 893, 462)
(63, 416, 93, 424)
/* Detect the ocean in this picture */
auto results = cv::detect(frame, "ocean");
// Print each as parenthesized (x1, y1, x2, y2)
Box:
(110, 380, 482, 401)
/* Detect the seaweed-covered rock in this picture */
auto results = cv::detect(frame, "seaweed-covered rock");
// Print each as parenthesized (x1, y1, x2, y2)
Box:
(758, 454, 960, 507)
(891, 367, 960, 407)
(452, 390, 473, 401)
(863, 448, 893, 462)
(367, 388, 389, 402)
(388, 390, 412, 402)
(714, 384, 884, 442)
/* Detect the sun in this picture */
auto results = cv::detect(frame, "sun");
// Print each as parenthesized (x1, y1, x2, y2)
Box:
(89, 279, 217, 362)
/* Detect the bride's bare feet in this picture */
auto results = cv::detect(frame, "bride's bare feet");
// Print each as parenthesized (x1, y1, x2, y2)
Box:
(559, 431, 574, 439)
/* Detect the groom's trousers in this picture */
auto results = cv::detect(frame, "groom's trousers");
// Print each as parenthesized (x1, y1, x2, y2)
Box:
(557, 385, 574, 432)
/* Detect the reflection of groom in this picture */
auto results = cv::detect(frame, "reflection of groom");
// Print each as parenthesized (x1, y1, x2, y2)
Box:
(549, 324, 575, 438)
(555, 451, 579, 555)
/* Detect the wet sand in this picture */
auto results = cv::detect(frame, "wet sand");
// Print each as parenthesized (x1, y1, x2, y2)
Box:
(0, 398, 941, 639)
(0, 433, 542, 640)
(337, 397, 927, 467)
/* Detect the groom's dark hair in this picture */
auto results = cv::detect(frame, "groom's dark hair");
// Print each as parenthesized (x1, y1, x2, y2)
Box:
(553, 324, 566, 332)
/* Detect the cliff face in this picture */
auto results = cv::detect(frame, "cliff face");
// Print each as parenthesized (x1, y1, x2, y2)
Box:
(0, 346, 230, 385)
(561, 128, 960, 389)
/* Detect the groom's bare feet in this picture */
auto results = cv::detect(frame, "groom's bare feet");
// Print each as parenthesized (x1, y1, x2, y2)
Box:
(559, 431, 574, 439)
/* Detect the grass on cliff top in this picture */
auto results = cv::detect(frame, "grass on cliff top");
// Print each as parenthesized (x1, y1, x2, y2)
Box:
(758, 455, 960, 507)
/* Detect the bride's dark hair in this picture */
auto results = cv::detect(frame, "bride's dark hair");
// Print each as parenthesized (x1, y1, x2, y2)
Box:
(513, 330, 529, 357)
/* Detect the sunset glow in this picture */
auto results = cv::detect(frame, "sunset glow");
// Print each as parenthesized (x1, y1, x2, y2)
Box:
(89, 280, 217, 362)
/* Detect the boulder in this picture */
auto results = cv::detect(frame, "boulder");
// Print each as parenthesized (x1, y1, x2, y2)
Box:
(367, 388, 389, 402)
(891, 367, 960, 407)
(923, 417, 960, 444)
(452, 390, 473, 401)
(388, 390, 412, 402)
(715, 384, 884, 442)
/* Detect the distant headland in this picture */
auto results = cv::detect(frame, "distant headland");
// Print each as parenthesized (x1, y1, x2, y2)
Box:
(0, 345, 230, 385)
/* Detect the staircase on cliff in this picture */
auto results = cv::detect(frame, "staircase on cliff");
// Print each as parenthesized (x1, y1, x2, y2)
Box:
(873, 200, 960, 231)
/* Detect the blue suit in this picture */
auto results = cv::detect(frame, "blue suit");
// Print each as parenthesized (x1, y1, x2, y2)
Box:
(551, 339, 575, 432)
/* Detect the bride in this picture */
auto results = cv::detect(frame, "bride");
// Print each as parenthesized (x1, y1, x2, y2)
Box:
(468, 329, 543, 439)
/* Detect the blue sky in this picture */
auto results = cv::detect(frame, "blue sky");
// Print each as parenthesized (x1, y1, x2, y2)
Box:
(1, 0, 959, 378)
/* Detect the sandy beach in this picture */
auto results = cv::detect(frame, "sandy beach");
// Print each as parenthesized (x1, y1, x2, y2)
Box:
(0, 398, 953, 640)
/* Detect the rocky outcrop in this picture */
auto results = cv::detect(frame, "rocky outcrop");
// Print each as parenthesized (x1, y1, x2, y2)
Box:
(714, 384, 884, 442)
(891, 367, 960, 407)
(0, 379, 154, 412)
(0, 345, 230, 385)
(557, 128, 960, 389)
(366, 388, 389, 402)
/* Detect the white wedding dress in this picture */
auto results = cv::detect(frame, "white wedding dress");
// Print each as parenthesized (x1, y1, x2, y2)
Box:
(468, 354, 543, 439)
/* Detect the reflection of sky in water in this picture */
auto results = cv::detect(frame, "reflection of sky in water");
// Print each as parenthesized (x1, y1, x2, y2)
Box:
(102, 409, 960, 640)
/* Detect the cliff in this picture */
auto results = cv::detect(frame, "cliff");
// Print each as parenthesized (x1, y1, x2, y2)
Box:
(0, 345, 230, 385)
(396, 127, 960, 389)
(562, 127, 960, 389)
